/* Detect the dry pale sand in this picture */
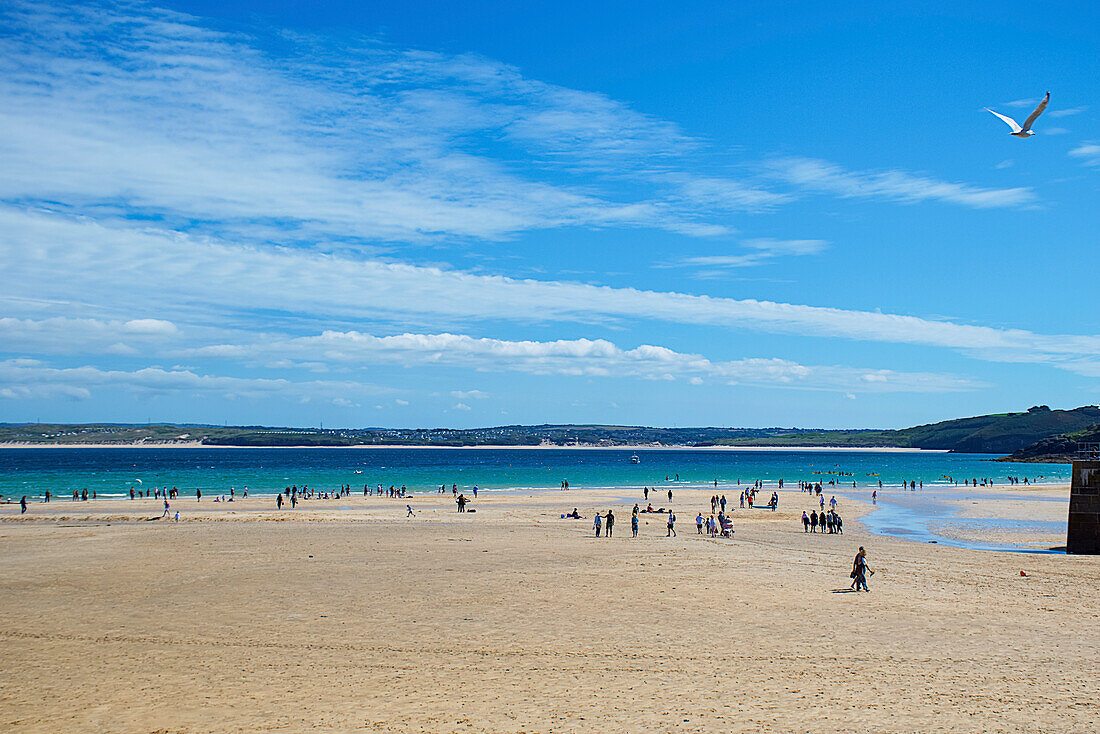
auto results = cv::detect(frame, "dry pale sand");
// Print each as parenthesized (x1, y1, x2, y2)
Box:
(1, 486, 1098, 733)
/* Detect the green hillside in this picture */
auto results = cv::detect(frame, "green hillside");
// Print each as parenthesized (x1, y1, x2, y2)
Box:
(707, 405, 1100, 453)
(1000, 423, 1100, 463)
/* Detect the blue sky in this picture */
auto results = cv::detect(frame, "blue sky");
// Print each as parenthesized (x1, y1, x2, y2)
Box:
(1, 0, 1098, 429)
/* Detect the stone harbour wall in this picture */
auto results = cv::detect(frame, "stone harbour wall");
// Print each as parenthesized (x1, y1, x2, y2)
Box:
(1067, 460, 1100, 554)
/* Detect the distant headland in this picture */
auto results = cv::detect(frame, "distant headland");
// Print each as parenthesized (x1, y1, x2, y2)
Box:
(2, 405, 1097, 460)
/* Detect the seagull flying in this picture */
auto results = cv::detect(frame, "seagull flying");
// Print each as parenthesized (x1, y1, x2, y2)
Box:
(985, 92, 1049, 137)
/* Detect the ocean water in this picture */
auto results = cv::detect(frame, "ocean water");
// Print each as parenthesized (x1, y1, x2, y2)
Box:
(0, 446, 1068, 499)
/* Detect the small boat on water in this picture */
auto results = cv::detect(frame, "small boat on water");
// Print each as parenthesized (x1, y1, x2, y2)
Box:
(630, 454, 641, 464)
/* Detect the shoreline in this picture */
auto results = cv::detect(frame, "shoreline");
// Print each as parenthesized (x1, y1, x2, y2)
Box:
(3, 481, 1072, 547)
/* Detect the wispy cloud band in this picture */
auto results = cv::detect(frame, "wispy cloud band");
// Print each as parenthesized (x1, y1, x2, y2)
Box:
(2, 208, 1098, 375)
(766, 157, 1036, 209)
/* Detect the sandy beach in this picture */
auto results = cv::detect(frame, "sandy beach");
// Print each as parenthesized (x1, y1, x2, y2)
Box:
(1, 484, 1097, 733)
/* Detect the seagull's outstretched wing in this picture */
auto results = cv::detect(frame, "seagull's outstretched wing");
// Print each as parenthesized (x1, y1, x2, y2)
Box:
(985, 108, 1022, 133)
(1021, 91, 1050, 132)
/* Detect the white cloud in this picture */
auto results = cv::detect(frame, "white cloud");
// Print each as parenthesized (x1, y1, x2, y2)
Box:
(332, 397, 360, 408)
(174, 329, 979, 393)
(0, 0, 770, 244)
(451, 390, 489, 400)
(766, 157, 1036, 209)
(395, 398, 410, 406)
(742, 238, 828, 256)
(3, 209, 1099, 375)
(673, 236, 827, 271)
(0, 316, 181, 354)
(123, 319, 179, 336)
(453, 402, 472, 411)
(1069, 143, 1100, 167)
(672, 238, 829, 270)
(669, 176, 791, 213)
(0, 358, 387, 402)
(1049, 106, 1088, 118)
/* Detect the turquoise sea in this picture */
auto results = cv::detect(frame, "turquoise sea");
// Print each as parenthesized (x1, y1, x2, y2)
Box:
(0, 446, 1068, 499)
(0, 447, 1072, 552)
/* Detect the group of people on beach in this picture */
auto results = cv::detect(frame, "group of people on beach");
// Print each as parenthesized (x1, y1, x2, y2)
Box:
(265, 481, 485, 512)
(586, 503, 675, 538)
(593, 509, 615, 536)
(697, 510, 733, 537)
(368, 484, 408, 498)
(736, 488, 778, 510)
(802, 509, 843, 534)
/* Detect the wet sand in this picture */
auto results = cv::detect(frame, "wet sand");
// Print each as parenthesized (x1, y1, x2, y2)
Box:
(1, 486, 1098, 733)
